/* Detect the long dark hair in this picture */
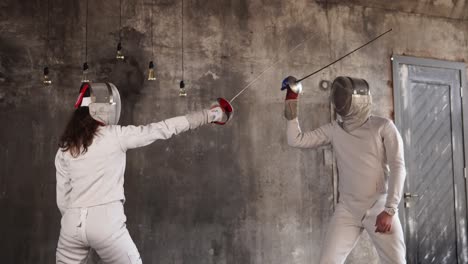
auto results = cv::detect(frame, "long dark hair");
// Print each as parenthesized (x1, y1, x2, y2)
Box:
(59, 107, 100, 157)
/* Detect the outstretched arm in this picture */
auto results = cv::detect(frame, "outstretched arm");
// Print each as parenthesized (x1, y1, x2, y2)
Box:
(116, 99, 233, 151)
(116, 116, 191, 151)
(116, 107, 222, 151)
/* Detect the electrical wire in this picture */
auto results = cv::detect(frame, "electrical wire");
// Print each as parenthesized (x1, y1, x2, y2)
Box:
(85, 0, 88, 63)
(181, 0, 184, 81)
(151, 0, 154, 59)
(45, 0, 50, 64)
(119, 0, 122, 43)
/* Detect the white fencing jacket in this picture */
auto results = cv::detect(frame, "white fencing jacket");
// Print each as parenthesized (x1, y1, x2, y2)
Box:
(55, 115, 203, 215)
(287, 116, 406, 218)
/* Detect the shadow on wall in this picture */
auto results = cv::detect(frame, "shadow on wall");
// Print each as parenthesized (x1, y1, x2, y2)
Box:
(0, 37, 28, 109)
(94, 56, 144, 125)
(93, 26, 146, 125)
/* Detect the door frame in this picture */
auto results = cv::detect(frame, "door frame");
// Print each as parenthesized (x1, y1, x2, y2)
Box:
(392, 55, 468, 262)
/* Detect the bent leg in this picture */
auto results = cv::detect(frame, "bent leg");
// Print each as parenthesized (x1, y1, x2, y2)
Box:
(319, 204, 363, 264)
(87, 202, 142, 264)
(95, 227, 141, 264)
(363, 201, 406, 264)
(56, 224, 91, 264)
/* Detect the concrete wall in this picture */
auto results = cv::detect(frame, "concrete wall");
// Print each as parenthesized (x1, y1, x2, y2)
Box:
(0, 0, 467, 263)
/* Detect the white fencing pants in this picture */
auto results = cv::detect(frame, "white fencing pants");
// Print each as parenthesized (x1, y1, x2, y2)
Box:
(56, 201, 142, 264)
(319, 199, 406, 264)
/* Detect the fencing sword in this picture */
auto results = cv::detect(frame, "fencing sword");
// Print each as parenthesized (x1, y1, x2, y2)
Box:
(217, 34, 318, 125)
(229, 28, 393, 103)
(229, 33, 319, 103)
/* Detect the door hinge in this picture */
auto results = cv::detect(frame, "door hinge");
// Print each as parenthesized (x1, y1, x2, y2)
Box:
(465, 167, 467, 179)
(461, 86, 463, 98)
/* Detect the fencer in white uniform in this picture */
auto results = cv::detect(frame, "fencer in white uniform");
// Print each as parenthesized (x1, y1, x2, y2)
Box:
(55, 83, 233, 264)
(282, 76, 406, 263)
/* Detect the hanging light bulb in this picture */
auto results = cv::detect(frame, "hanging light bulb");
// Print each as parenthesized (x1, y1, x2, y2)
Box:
(147, 0, 157, 83)
(43, 67, 52, 86)
(116, 42, 125, 60)
(81, 62, 90, 83)
(81, 0, 90, 84)
(178, 0, 187, 97)
(179, 80, 187, 97)
(148, 61, 156, 81)
(42, 0, 52, 87)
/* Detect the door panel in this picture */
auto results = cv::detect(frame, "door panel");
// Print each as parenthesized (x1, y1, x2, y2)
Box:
(392, 56, 468, 264)
(409, 81, 457, 263)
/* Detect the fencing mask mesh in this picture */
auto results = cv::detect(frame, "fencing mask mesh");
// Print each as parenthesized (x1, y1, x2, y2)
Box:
(331, 76, 372, 132)
(75, 83, 121, 125)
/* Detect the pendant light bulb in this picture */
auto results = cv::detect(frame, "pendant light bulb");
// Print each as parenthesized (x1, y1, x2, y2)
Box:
(179, 80, 187, 97)
(81, 62, 90, 83)
(43, 67, 52, 86)
(116, 42, 125, 60)
(148, 61, 156, 81)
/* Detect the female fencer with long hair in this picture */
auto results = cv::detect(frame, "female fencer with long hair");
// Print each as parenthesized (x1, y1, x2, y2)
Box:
(55, 82, 232, 264)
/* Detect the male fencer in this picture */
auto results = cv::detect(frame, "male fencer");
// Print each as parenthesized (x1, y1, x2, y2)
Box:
(55, 82, 233, 264)
(282, 76, 406, 263)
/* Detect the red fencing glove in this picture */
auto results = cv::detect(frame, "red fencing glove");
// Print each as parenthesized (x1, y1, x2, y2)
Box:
(281, 76, 302, 120)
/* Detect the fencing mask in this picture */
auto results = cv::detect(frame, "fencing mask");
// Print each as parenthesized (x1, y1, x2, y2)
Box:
(331, 76, 372, 132)
(74, 82, 121, 125)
